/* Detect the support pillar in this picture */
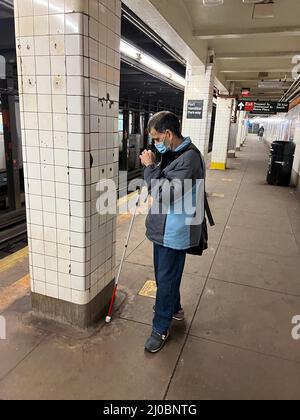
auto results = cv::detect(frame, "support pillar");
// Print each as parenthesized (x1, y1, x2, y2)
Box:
(210, 96, 233, 170)
(14, 0, 121, 328)
(241, 117, 248, 146)
(182, 54, 215, 161)
(236, 111, 246, 150)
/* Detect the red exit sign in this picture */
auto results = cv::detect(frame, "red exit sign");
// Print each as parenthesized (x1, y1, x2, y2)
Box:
(244, 102, 255, 111)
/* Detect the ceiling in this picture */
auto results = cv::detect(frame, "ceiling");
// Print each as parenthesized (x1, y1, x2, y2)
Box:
(2, 0, 299, 101)
(148, 0, 300, 100)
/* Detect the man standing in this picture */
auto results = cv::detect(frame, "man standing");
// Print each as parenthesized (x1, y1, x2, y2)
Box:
(140, 111, 205, 353)
(258, 125, 265, 140)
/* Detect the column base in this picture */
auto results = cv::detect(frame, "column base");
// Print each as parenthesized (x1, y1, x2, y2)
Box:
(291, 169, 300, 192)
(31, 279, 115, 329)
(227, 150, 236, 158)
(210, 162, 226, 171)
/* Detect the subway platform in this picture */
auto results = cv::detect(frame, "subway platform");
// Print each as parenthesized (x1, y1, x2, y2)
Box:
(0, 136, 300, 400)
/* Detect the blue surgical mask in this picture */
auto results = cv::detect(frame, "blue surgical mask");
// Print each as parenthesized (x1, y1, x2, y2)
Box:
(155, 137, 171, 154)
(155, 142, 168, 154)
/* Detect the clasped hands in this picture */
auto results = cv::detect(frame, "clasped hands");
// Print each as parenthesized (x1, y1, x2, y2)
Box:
(139, 150, 156, 167)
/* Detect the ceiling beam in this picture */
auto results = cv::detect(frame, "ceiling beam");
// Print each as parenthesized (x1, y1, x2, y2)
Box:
(216, 51, 300, 60)
(220, 69, 292, 73)
(233, 87, 289, 91)
(226, 78, 294, 82)
(193, 27, 300, 40)
(234, 93, 286, 95)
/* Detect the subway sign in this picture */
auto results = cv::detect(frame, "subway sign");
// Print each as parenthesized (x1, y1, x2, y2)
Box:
(237, 101, 289, 114)
(187, 100, 204, 119)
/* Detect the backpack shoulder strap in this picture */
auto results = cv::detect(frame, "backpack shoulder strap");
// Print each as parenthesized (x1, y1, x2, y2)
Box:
(185, 145, 215, 227)
(204, 194, 215, 227)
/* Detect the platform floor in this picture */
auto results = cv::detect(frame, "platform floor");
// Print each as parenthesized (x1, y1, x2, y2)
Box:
(0, 136, 300, 400)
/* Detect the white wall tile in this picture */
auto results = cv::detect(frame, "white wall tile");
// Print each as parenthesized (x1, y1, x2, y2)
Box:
(34, 15, 49, 36)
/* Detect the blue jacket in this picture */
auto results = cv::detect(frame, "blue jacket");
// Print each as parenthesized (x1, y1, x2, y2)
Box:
(144, 138, 205, 250)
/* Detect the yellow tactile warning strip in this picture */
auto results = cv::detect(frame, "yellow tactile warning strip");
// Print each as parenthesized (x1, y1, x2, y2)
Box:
(117, 191, 137, 208)
(117, 188, 150, 217)
(0, 247, 29, 273)
(0, 275, 30, 313)
(138, 280, 157, 299)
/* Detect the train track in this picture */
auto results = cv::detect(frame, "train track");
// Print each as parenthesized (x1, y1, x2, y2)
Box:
(0, 208, 27, 251)
(0, 171, 143, 253)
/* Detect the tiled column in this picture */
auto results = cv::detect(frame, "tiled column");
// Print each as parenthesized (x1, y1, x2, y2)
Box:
(210, 96, 233, 170)
(236, 111, 246, 151)
(182, 56, 215, 161)
(14, 0, 121, 328)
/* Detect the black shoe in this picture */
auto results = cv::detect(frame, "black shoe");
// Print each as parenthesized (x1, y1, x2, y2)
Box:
(145, 330, 169, 353)
(172, 309, 185, 321)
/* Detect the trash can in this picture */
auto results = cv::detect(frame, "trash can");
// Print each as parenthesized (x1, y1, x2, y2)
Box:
(267, 140, 296, 186)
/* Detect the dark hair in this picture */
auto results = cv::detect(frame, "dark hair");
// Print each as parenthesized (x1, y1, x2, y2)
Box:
(148, 111, 183, 138)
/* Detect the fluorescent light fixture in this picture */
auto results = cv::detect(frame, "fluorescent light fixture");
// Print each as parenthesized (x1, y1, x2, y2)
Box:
(120, 40, 141, 60)
(120, 40, 186, 88)
(258, 81, 291, 89)
(203, 0, 224, 6)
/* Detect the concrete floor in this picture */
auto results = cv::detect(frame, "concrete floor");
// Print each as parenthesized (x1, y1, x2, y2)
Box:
(1, 136, 300, 400)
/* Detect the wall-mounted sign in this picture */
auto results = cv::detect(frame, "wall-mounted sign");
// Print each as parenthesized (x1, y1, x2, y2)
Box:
(187, 100, 204, 119)
(276, 102, 290, 113)
(237, 100, 289, 115)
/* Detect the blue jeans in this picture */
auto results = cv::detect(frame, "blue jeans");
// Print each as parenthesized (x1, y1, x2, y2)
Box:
(153, 243, 186, 334)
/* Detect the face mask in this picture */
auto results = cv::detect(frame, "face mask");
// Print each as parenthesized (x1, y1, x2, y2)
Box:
(155, 136, 171, 154)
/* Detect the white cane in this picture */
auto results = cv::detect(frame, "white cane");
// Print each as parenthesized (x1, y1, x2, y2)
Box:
(105, 187, 142, 323)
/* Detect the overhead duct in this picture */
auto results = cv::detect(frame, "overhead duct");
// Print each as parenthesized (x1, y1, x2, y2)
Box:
(258, 81, 291, 90)
(280, 78, 300, 103)
(202, 0, 274, 6)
